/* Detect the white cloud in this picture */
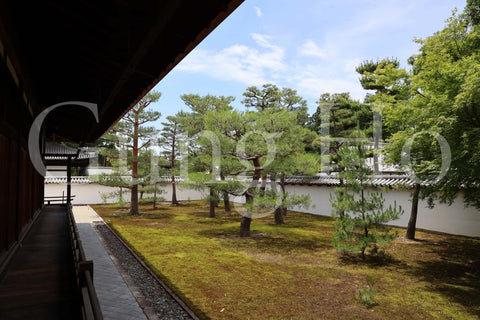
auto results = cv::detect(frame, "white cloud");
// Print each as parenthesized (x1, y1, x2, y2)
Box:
(289, 56, 368, 101)
(176, 32, 372, 103)
(298, 40, 326, 59)
(295, 77, 366, 101)
(176, 34, 285, 86)
(251, 33, 273, 48)
(254, 6, 262, 18)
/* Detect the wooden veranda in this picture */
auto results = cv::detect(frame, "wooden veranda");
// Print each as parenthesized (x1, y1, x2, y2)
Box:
(0, 0, 243, 318)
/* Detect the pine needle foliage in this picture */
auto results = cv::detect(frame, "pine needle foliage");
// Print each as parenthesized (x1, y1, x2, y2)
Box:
(330, 143, 403, 259)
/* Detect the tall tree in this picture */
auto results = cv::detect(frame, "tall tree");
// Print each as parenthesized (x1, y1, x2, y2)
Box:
(355, 56, 445, 240)
(111, 91, 161, 215)
(267, 150, 319, 224)
(358, 5, 480, 237)
(202, 109, 270, 236)
(308, 93, 372, 172)
(307, 93, 373, 219)
(179, 94, 237, 217)
(383, 128, 445, 240)
(93, 136, 117, 167)
(243, 85, 319, 224)
(356, 58, 410, 105)
(242, 84, 309, 125)
(407, 8, 480, 209)
(159, 115, 182, 205)
(355, 58, 411, 140)
(356, 56, 446, 240)
(466, 0, 480, 25)
(372, 5, 480, 241)
(203, 103, 315, 236)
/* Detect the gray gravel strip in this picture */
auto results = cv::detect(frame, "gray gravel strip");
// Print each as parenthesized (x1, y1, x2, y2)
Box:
(93, 223, 193, 320)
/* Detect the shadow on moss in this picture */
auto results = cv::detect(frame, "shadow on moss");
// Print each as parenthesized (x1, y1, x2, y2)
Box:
(404, 237, 480, 317)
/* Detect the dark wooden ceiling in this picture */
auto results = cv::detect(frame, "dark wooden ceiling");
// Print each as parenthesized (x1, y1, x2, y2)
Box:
(0, 0, 243, 143)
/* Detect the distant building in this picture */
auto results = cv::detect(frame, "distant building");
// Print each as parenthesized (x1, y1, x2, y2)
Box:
(44, 141, 96, 177)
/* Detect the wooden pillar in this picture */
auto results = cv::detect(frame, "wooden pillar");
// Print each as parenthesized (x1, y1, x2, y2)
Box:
(67, 156, 72, 205)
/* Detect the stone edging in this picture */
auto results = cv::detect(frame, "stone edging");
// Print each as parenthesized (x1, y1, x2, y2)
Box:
(89, 208, 201, 320)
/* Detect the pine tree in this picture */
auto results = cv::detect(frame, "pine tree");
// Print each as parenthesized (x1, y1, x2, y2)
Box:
(241, 85, 318, 224)
(308, 92, 372, 173)
(178, 94, 238, 217)
(159, 115, 182, 205)
(107, 91, 161, 215)
(331, 142, 403, 259)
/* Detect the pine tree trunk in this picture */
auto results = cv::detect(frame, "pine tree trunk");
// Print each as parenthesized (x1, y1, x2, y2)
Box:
(260, 174, 267, 196)
(223, 191, 231, 213)
(170, 127, 179, 205)
(406, 183, 421, 240)
(360, 249, 366, 260)
(171, 176, 178, 205)
(240, 216, 252, 237)
(153, 182, 157, 209)
(274, 178, 286, 224)
(361, 184, 367, 258)
(240, 158, 261, 237)
(209, 188, 216, 218)
(274, 207, 285, 224)
(209, 201, 216, 217)
(373, 110, 381, 175)
(130, 184, 139, 215)
(281, 178, 288, 217)
(130, 113, 139, 215)
(220, 174, 231, 212)
(338, 177, 345, 218)
(119, 187, 123, 204)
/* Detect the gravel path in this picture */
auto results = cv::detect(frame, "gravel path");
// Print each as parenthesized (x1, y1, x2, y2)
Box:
(93, 223, 193, 320)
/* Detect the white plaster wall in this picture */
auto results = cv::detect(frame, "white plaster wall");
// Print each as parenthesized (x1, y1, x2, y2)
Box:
(160, 184, 205, 202)
(44, 183, 205, 205)
(85, 167, 113, 175)
(45, 183, 480, 237)
(285, 185, 480, 237)
(45, 165, 67, 176)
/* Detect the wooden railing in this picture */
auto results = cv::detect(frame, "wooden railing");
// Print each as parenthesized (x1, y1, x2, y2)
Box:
(44, 195, 76, 205)
(66, 205, 103, 320)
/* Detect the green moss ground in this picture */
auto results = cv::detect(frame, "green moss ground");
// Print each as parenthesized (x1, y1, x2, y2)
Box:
(92, 201, 480, 320)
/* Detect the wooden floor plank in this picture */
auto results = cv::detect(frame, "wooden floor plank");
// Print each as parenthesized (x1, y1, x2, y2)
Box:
(0, 206, 81, 319)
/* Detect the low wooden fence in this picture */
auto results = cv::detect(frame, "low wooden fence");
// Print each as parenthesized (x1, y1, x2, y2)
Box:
(44, 195, 76, 205)
(66, 204, 103, 320)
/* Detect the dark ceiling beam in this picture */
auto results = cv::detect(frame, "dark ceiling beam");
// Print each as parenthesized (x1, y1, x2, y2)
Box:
(0, 0, 244, 143)
(44, 0, 116, 38)
(0, 1, 39, 115)
(76, 50, 156, 80)
(93, 1, 244, 143)
(97, 1, 182, 121)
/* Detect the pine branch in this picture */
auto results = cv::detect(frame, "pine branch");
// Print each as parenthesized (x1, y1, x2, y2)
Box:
(112, 127, 135, 138)
(138, 119, 151, 125)
(125, 114, 135, 124)
(139, 139, 151, 150)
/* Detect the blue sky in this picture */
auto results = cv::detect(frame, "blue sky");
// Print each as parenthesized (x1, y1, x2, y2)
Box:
(150, 0, 466, 127)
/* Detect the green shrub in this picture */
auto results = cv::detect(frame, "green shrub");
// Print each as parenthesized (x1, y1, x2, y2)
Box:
(357, 275, 377, 308)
